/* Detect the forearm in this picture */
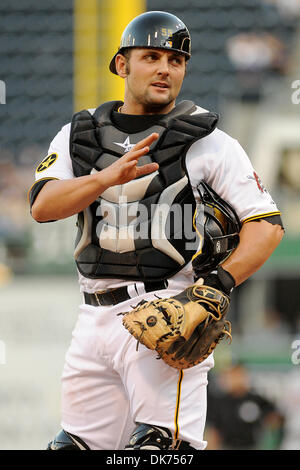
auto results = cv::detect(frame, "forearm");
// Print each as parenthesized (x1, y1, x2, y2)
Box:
(31, 173, 108, 222)
(221, 219, 284, 286)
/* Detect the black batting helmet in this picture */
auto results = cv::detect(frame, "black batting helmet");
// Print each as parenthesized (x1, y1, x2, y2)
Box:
(109, 11, 191, 75)
(192, 181, 241, 278)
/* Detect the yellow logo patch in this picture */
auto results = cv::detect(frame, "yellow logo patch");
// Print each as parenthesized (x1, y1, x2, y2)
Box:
(36, 153, 57, 173)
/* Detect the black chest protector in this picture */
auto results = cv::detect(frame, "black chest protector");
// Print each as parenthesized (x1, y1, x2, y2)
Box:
(70, 100, 218, 281)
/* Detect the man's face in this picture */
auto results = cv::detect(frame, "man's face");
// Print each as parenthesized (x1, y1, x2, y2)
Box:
(117, 48, 187, 114)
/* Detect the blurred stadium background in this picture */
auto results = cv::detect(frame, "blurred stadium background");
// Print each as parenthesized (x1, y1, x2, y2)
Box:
(0, 0, 299, 450)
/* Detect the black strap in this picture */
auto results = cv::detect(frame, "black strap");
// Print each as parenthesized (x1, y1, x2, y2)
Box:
(84, 281, 167, 307)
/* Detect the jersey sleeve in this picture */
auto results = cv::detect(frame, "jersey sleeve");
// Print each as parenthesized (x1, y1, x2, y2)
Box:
(28, 123, 73, 208)
(187, 129, 281, 223)
(34, 123, 73, 181)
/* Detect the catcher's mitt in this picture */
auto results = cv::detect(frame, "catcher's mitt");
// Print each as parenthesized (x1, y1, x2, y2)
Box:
(121, 284, 232, 370)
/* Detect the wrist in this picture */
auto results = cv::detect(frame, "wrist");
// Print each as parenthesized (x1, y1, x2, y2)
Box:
(202, 265, 236, 295)
(92, 171, 110, 193)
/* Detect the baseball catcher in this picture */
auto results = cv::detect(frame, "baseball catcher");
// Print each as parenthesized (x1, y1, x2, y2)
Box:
(29, 9, 283, 451)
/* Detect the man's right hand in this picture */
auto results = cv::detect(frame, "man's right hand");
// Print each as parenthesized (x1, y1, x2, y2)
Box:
(100, 133, 159, 187)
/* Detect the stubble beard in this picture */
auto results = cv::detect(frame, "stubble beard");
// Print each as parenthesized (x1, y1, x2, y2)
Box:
(130, 86, 175, 114)
(143, 91, 174, 114)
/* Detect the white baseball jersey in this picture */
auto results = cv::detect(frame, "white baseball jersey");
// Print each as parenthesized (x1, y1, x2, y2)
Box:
(31, 105, 280, 450)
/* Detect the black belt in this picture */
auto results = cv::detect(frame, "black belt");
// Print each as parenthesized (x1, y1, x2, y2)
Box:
(84, 280, 167, 307)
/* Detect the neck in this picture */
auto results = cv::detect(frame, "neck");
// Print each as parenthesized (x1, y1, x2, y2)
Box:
(121, 95, 176, 115)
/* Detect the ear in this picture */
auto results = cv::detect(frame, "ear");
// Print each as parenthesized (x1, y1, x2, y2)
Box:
(115, 54, 128, 78)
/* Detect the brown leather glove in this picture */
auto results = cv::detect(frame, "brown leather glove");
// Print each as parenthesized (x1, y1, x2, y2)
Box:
(122, 284, 231, 370)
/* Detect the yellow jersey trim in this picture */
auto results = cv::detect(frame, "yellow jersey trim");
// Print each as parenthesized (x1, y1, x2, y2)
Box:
(242, 211, 281, 225)
(174, 370, 184, 441)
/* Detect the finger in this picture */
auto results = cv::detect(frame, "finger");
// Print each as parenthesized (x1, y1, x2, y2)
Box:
(124, 160, 138, 167)
(122, 133, 159, 162)
(121, 160, 138, 174)
(136, 162, 159, 177)
(122, 145, 150, 162)
(132, 132, 159, 152)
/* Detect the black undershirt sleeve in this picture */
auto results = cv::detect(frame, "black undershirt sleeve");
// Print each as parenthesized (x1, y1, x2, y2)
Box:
(28, 178, 58, 223)
(29, 178, 57, 209)
(250, 214, 284, 230)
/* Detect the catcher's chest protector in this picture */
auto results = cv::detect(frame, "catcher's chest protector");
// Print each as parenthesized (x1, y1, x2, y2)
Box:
(70, 100, 218, 281)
